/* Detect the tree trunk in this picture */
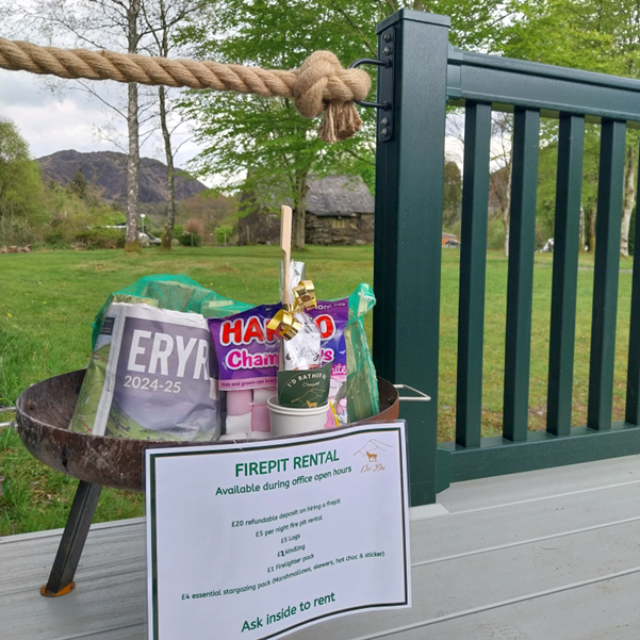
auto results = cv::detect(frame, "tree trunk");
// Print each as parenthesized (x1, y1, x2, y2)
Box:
(125, 0, 141, 252)
(579, 202, 586, 251)
(292, 174, 309, 250)
(620, 145, 637, 257)
(293, 201, 306, 250)
(125, 80, 140, 251)
(589, 205, 597, 253)
(503, 159, 512, 258)
(159, 85, 177, 250)
(152, 0, 178, 251)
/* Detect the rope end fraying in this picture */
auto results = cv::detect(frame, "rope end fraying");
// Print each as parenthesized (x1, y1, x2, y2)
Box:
(318, 101, 363, 144)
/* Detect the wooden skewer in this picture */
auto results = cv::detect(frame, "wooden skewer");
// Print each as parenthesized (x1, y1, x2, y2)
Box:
(280, 205, 293, 308)
(279, 205, 293, 372)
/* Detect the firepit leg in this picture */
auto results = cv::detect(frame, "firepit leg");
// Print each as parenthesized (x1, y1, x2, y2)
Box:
(41, 480, 103, 597)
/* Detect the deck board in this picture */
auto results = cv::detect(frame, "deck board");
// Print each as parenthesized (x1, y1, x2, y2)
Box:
(390, 571, 640, 640)
(1, 455, 638, 640)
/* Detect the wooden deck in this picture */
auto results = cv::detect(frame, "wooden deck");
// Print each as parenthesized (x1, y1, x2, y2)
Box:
(1, 454, 639, 640)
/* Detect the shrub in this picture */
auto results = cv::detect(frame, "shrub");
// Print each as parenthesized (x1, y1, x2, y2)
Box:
(73, 228, 125, 249)
(43, 220, 78, 248)
(179, 230, 202, 247)
(180, 218, 204, 247)
(215, 225, 234, 245)
(487, 218, 506, 250)
(0, 216, 41, 246)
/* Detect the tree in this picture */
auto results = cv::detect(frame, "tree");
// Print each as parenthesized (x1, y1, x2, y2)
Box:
(502, 0, 640, 256)
(486, 112, 514, 256)
(180, 0, 513, 249)
(141, 0, 205, 250)
(442, 161, 462, 229)
(66, 167, 88, 201)
(179, 0, 378, 249)
(0, 119, 45, 229)
(7, 0, 160, 250)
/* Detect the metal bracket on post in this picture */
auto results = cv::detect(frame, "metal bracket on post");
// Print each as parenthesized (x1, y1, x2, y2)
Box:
(349, 26, 395, 142)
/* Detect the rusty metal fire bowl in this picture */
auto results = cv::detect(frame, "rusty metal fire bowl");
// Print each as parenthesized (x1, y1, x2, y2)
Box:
(15, 370, 399, 492)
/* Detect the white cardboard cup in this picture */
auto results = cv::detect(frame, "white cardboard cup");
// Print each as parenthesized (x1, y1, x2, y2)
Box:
(267, 396, 329, 436)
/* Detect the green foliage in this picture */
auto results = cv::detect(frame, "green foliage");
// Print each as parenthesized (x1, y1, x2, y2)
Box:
(0, 119, 47, 237)
(215, 225, 234, 245)
(487, 218, 506, 250)
(180, 230, 202, 247)
(0, 120, 131, 248)
(66, 167, 88, 201)
(72, 228, 126, 249)
(177, 192, 238, 236)
(177, 1, 380, 245)
(502, 0, 618, 71)
(180, 218, 204, 246)
(179, 0, 513, 245)
(535, 120, 559, 243)
(502, 0, 640, 253)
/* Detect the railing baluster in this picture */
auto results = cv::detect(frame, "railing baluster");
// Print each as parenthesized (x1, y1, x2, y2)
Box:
(503, 108, 540, 442)
(625, 137, 640, 425)
(456, 101, 492, 448)
(547, 114, 585, 437)
(588, 119, 627, 430)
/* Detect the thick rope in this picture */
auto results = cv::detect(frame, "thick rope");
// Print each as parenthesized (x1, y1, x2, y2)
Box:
(0, 39, 371, 143)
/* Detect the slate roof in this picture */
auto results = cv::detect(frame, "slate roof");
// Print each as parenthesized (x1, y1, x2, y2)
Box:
(305, 175, 374, 217)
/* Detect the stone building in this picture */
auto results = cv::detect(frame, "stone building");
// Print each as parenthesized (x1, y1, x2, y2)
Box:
(237, 175, 374, 246)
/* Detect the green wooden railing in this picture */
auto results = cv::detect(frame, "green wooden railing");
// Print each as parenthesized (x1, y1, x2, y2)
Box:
(371, 10, 640, 506)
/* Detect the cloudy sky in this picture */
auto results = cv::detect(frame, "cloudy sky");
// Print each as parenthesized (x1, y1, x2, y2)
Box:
(0, 65, 202, 169)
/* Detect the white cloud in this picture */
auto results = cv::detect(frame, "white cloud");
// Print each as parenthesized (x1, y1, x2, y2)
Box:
(0, 68, 205, 174)
(0, 69, 123, 156)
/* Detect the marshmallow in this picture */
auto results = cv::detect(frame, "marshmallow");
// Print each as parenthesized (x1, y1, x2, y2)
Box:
(226, 390, 253, 415)
(252, 388, 276, 404)
(251, 402, 271, 433)
(225, 412, 252, 434)
(220, 433, 250, 442)
(248, 431, 271, 440)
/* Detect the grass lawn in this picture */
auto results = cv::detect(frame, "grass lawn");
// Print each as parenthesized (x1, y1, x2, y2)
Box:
(0, 245, 635, 534)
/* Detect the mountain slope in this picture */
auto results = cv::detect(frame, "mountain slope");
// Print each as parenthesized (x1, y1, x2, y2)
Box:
(38, 150, 206, 204)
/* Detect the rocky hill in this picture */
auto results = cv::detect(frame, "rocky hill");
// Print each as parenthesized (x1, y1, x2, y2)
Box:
(38, 150, 207, 204)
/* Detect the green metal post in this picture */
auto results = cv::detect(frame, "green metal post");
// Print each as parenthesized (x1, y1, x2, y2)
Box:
(547, 114, 585, 436)
(503, 108, 540, 442)
(626, 137, 640, 425)
(456, 101, 492, 448)
(373, 10, 450, 505)
(588, 120, 626, 430)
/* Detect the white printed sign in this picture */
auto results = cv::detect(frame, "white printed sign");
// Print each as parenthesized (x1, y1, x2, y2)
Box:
(146, 422, 411, 640)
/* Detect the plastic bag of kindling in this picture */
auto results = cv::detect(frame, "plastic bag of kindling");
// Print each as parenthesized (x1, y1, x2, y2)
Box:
(70, 303, 218, 442)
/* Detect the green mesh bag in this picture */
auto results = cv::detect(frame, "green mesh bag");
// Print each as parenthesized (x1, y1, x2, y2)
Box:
(91, 274, 252, 349)
(90, 275, 379, 424)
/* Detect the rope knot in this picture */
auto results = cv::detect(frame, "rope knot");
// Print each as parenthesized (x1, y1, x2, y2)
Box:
(293, 51, 371, 143)
(0, 38, 373, 145)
